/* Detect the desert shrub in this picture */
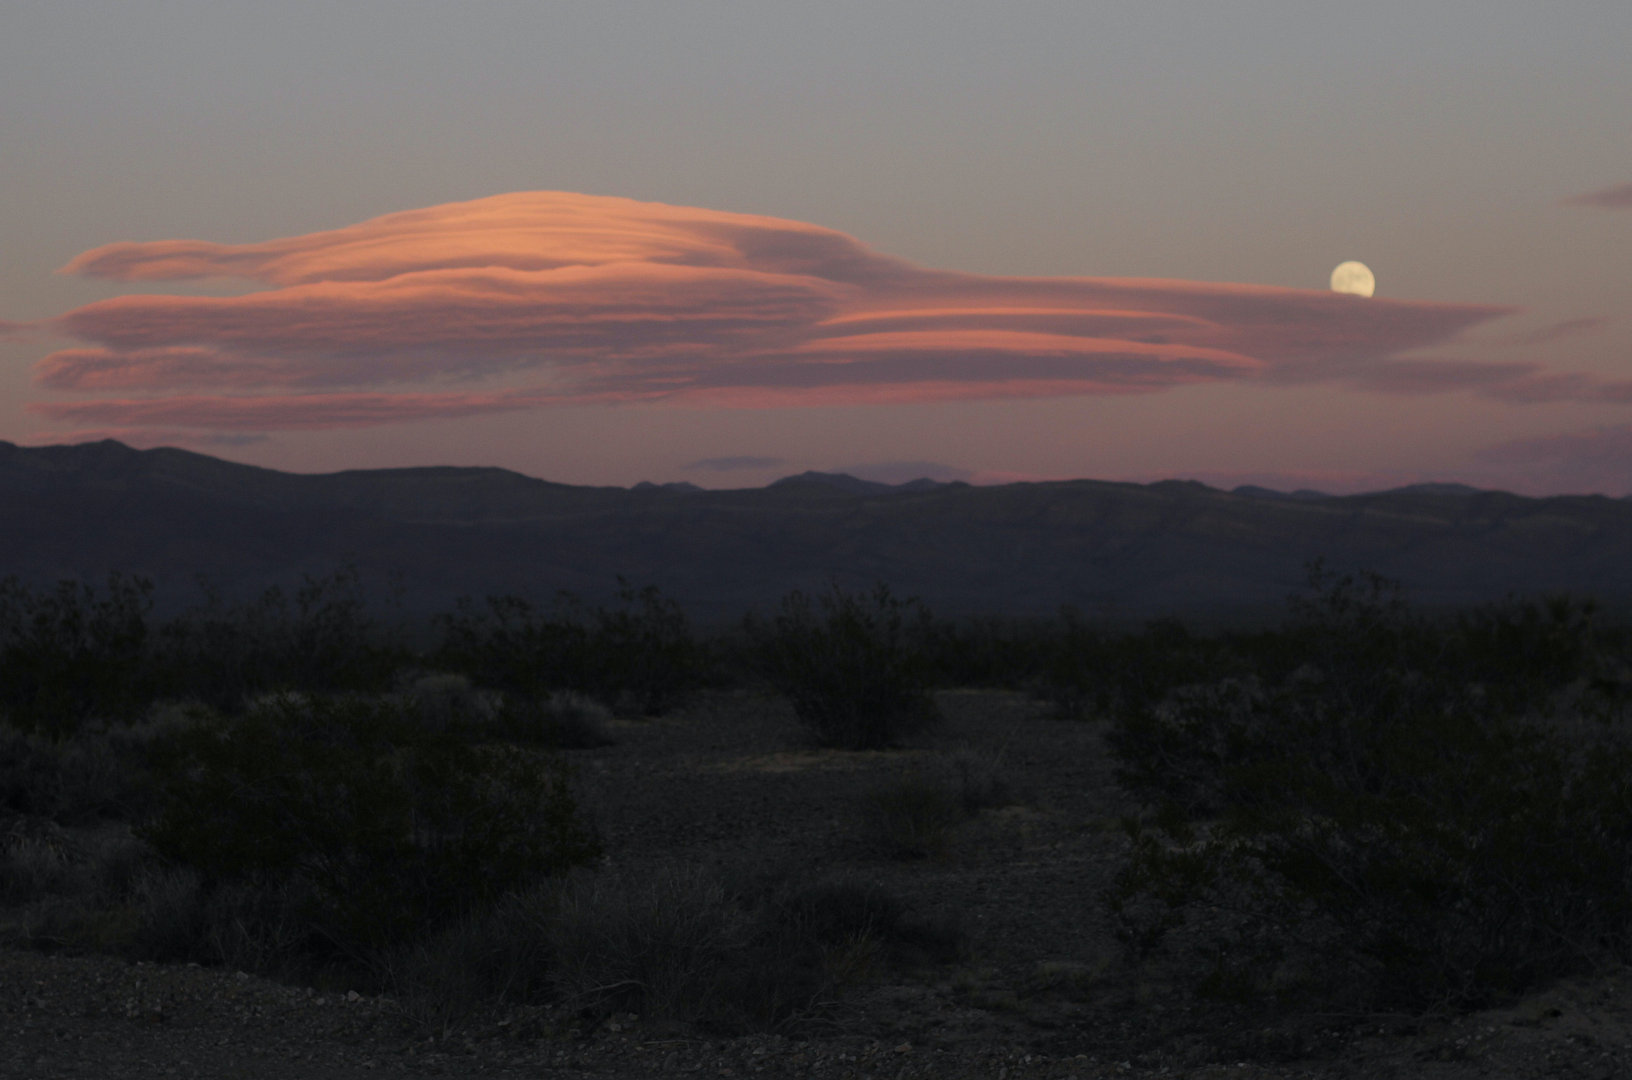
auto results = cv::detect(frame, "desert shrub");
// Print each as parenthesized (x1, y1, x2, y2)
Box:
(1448, 594, 1617, 712)
(388, 673, 616, 749)
(391, 671, 497, 736)
(434, 579, 705, 715)
(154, 566, 407, 709)
(580, 580, 710, 714)
(914, 613, 1057, 690)
(1106, 567, 1632, 1014)
(380, 903, 558, 1038)
(527, 860, 766, 1029)
(937, 744, 1020, 815)
(493, 690, 617, 749)
(859, 773, 966, 860)
(508, 859, 958, 1035)
(0, 826, 151, 948)
(756, 871, 965, 971)
(0, 727, 155, 825)
(115, 863, 212, 962)
(858, 750, 1018, 860)
(0, 818, 82, 906)
(0, 573, 157, 735)
(749, 583, 942, 750)
(193, 875, 323, 976)
(376, 866, 963, 1037)
(136, 693, 601, 962)
(0, 702, 217, 826)
(1036, 608, 1254, 721)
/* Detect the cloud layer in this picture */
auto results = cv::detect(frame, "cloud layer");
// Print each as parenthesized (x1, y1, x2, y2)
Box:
(22, 191, 1536, 432)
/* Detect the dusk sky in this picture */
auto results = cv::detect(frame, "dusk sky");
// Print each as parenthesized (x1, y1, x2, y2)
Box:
(3, 3, 1630, 495)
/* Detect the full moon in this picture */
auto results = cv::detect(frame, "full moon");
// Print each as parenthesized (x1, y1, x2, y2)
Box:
(1330, 260, 1376, 297)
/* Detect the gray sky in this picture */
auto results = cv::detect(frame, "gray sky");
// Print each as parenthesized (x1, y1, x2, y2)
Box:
(3, 2, 1630, 493)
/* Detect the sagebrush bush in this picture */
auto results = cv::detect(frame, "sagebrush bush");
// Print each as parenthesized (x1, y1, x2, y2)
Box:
(0, 823, 80, 906)
(154, 566, 408, 710)
(394, 671, 495, 734)
(859, 773, 966, 860)
(379, 903, 558, 1038)
(1105, 565, 1632, 1014)
(750, 583, 942, 750)
(434, 579, 706, 716)
(0, 725, 160, 825)
(535, 860, 765, 1028)
(373, 858, 965, 1039)
(0, 573, 156, 735)
(858, 749, 1019, 860)
(494, 690, 618, 749)
(1029, 607, 1260, 722)
(137, 693, 602, 960)
(936, 744, 1020, 815)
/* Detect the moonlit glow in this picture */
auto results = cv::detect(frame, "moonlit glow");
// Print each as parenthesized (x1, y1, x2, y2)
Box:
(1330, 261, 1376, 298)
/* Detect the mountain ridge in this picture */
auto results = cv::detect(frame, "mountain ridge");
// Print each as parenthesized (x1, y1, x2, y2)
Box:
(3, 440, 1629, 625)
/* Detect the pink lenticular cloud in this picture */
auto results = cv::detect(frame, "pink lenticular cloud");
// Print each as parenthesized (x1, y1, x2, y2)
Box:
(32, 389, 577, 430)
(23, 191, 1522, 432)
(0, 318, 38, 341)
(1497, 317, 1609, 346)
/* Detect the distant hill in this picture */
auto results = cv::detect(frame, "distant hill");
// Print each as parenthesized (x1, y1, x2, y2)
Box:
(767, 471, 956, 495)
(1231, 485, 1333, 502)
(3, 439, 1630, 626)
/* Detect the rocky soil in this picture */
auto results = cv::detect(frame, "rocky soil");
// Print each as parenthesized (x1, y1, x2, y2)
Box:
(6, 688, 1632, 1078)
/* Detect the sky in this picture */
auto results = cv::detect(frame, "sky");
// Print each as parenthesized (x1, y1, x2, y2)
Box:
(2, 2, 1630, 496)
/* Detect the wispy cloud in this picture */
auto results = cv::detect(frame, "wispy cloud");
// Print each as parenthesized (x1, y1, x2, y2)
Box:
(33, 390, 568, 430)
(1335, 357, 1632, 402)
(0, 318, 38, 342)
(1564, 182, 1632, 209)
(22, 191, 1520, 433)
(1497, 317, 1608, 347)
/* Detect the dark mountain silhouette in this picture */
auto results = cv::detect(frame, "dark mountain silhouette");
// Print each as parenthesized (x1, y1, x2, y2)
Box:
(3, 439, 1630, 627)
(767, 471, 955, 495)
(632, 480, 704, 493)
(1387, 482, 1489, 497)
(1230, 485, 1333, 502)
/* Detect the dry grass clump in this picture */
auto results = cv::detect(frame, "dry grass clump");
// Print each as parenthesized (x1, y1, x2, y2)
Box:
(858, 745, 1020, 860)
(386, 672, 617, 749)
(0, 727, 152, 825)
(378, 859, 965, 1039)
(859, 774, 965, 860)
(531, 860, 765, 1028)
(495, 690, 618, 749)
(392, 671, 497, 735)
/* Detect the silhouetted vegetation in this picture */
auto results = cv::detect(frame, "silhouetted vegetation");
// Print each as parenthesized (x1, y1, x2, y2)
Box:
(0, 573, 157, 736)
(746, 582, 943, 750)
(138, 693, 602, 960)
(1105, 562, 1632, 1015)
(3, 560, 1631, 1043)
(432, 576, 709, 715)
